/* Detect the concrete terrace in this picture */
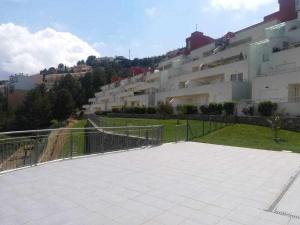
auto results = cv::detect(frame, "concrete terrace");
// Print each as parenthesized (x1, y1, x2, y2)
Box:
(1, 142, 300, 225)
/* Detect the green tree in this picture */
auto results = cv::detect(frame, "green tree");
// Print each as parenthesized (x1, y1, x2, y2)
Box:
(57, 63, 65, 73)
(53, 89, 75, 120)
(86, 55, 97, 67)
(54, 74, 83, 108)
(14, 84, 52, 130)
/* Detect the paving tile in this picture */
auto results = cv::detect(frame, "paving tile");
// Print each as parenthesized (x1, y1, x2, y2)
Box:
(1, 142, 300, 225)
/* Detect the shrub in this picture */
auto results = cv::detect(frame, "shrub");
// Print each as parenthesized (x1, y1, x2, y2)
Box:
(200, 105, 210, 115)
(157, 102, 173, 115)
(176, 105, 198, 115)
(112, 108, 121, 113)
(208, 103, 223, 115)
(95, 111, 107, 116)
(147, 107, 157, 114)
(122, 107, 146, 114)
(258, 101, 277, 117)
(134, 107, 146, 114)
(223, 102, 235, 115)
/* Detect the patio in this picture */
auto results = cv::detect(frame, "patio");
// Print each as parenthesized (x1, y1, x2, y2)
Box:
(1, 142, 300, 225)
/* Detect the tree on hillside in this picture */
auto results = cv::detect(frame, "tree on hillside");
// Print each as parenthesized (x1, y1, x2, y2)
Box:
(80, 68, 105, 104)
(57, 63, 66, 73)
(86, 55, 97, 67)
(54, 74, 83, 108)
(53, 89, 75, 121)
(0, 92, 7, 112)
(13, 84, 52, 130)
(77, 60, 85, 65)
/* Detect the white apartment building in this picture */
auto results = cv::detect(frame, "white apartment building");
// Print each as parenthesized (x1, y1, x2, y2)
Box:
(84, 0, 300, 116)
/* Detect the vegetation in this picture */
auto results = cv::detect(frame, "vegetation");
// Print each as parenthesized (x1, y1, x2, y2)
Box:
(223, 102, 235, 115)
(97, 116, 226, 143)
(61, 120, 87, 157)
(258, 101, 278, 117)
(200, 103, 223, 115)
(194, 124, 300, 153)
(176, 105, 198, 115)
(12, 84, 52, 130)
(157, 102, 174, 115)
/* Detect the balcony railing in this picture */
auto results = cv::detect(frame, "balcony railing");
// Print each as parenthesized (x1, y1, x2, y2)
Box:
(0, 124, 163, 173)
(257, 67, 300, 77)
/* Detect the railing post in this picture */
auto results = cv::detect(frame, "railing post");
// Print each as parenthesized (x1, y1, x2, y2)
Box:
(70, 132, 73, 158)
(126, 127, 129, 150)
(145, 130, 149, 146)
(34, 135, 38, 166)
(175, 125, 178, 143)
(160, 126, 164, 144)
(186, 119, 189, 141)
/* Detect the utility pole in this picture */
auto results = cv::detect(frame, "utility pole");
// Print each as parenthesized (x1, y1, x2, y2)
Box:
(129, 49, 131, 60)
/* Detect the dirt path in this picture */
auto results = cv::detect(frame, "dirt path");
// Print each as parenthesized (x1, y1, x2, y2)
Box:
(0, 144, 34, 171)
(39, 119, 78, 163)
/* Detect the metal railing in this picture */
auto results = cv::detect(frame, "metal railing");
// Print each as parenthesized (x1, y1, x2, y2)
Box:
(175, 119, 230, 142)
(0, 125, 163, 173)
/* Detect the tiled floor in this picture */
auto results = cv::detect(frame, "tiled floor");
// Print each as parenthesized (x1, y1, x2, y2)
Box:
(1, 142, 300, 225)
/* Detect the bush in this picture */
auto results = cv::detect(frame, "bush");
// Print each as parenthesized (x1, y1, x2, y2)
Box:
(176, 105, 198, 115)
(157, 102, 173, 115)
(223, 102, 235, 115)
(200, 105, 210, 115)
(95, 111, 108, 116)
(112, 108, 121, 113)
(147, 107, 157, 114)
(134, 107, 146, 114)
(258, 101, 277, 117)
(121, 107, 146, 114)
(208, 103, 223, 115)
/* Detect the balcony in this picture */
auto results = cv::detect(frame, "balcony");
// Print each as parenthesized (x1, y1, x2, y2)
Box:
(145, 72, 161, 81)
(257, 66, 300, 77)
(124, 81, 145, 90)
(117, 91, 133, 98)
(160, 81, 231, 96)
(172, 60, 247, 82)
(134, 81, 160, 92)
(88, 98, 96, 104)
(125, 94, 149, 103)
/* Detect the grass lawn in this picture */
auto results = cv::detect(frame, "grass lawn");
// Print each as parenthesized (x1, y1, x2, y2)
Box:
(194, 124, 300, 153)
(97, 117, 227, 143)
(61, 120, 87, 157)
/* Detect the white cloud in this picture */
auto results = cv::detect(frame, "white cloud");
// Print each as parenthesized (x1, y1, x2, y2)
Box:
(207, 0, 274, 11)
(0, 23, 100, 75)
(145, 7, 158, 17)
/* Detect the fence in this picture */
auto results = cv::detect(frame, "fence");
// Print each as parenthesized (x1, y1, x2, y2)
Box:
(0, 125, 163, 173)
(175, 119, 229, 142)
(89, 115, 230, 143)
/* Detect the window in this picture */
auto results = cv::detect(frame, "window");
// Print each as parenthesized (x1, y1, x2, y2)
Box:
(231, 73, 243, 82)
(262, 53, 269, 62)
(238, 73, 243, 81)
(230, 74, 237, 81)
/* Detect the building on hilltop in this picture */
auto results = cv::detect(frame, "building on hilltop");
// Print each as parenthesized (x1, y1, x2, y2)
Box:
(84, 0, 300, 116)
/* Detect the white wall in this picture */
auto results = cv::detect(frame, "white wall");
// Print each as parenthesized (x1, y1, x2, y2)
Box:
(252, 71, 300, 102)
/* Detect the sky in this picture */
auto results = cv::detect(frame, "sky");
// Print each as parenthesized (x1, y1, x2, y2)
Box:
(0, 0, 279, 78)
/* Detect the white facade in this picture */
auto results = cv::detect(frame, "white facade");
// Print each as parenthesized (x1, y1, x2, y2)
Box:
(85, 2, 300, 116)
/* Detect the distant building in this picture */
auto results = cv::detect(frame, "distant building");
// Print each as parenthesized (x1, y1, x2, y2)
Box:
(5, 74, 42, 109)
